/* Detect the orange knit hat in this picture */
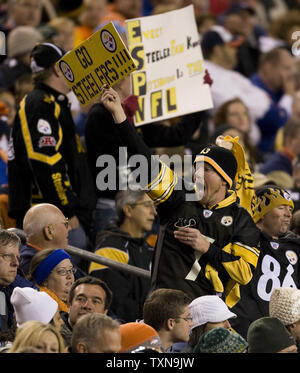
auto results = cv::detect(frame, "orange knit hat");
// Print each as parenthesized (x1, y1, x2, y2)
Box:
(120, 322, 161, 352)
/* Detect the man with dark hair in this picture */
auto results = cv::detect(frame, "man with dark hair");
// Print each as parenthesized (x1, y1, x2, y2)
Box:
(89, 189, 156, 323)
(0, 229, 35, 332)
(7, 42, 96, 251)
(60, 275, 112, 348)
(230, 185, 300, 339)
(259, 118, 300, 186)
(143, 288, 193, 352)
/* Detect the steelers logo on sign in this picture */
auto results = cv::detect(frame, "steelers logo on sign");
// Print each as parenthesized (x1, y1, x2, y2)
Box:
(59, 61, 74, 82)
(285, 250, 298, 265)
(221, 216, 233, 226)
(101, 30, 116, 52)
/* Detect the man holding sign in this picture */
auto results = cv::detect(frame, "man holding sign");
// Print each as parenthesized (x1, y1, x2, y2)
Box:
(8, 43, 96, 253)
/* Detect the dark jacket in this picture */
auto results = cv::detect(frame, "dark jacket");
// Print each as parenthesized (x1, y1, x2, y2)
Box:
(8, 83, 96, 231)
(89, 223, 154, 323)
(0, 58, 31, 91)
(260, 151, 293, 176)
(0, 273, 36, 331)
(59, 311, 72, 348)
(85, 103, 205, 200)
(111, 119, 261, 308)
(231, 230, 300, 339)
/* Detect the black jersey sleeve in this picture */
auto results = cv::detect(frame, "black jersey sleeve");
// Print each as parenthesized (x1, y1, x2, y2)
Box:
(18, 94, 77, 217)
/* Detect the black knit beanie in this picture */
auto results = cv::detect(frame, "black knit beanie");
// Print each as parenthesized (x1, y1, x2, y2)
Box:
(247, 317, 296, 353)
(194, 145, 237, 188)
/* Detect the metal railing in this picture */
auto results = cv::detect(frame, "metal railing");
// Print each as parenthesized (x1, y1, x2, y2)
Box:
(7, 228, 151, 279)
(65, 245, 151, 279)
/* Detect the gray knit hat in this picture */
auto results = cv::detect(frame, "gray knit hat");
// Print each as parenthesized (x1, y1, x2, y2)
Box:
(247, 317, 296, 353)
(193, 327, 248, 353)
(7, 26, 43, 58)
(269, 288, 300, 326)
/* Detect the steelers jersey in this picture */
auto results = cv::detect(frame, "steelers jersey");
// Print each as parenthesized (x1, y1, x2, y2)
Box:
(231, 231, 300, 337)
(150, 186, 260, 306)
(115, 119, 261, 307)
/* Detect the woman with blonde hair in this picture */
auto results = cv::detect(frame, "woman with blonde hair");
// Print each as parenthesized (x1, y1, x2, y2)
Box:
(9, 321, 65, 353)
(29, 249, 76, 312)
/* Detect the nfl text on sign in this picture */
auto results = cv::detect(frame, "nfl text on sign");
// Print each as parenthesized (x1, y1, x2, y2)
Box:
(126, 5, 213, 126)
(56, 22, 136, 106)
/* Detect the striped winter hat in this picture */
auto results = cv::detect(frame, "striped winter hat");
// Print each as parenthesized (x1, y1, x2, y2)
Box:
(194, 145, 237, 188)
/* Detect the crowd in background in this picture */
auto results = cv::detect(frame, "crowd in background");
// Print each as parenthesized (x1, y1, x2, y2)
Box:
(0, 0, 300, 354)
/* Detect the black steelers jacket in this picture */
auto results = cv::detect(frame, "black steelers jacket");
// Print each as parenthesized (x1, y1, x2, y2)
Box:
(8, 83, 96, 231)
(113, 119, 261, 308)
(231, 230, 300, 338)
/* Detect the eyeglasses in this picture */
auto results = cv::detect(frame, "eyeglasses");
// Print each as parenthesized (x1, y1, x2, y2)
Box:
(0, 253, 20, 263)
(176, 316, 193, 322)
(55, 267, 76, 276)
(131, 201, 156, 209)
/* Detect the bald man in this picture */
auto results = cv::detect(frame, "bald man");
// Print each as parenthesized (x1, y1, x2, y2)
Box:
(20, 203, 85, 276)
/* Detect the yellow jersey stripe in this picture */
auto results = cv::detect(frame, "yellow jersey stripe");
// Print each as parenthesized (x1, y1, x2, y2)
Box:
(89, 247, 129, 273)
(19, 98, 62, 166)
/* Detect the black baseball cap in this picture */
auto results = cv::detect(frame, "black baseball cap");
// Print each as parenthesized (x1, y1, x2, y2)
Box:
(201, 25, 244, 55)
(30, 42, 66, 73)
(226, 3, 255, 16)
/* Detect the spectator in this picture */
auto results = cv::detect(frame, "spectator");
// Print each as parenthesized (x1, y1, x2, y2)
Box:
(8, 320, 65, 353)
(221, 2, 264, 78)
(186, 295, 237, 352)
(48, 17, 75, 52)
(14, 74, 34, 105)
(100, 86, 260, 311)
(193, 327, 248, 353)
(89, 190, 156, 323)
(212, 98, 259, 169)
(119, 322, 162, 353)
(0, 26, 43, 91)
(250, 48, 295, 153)
(97, 0, 142, 37)
(0, 0, 42, 36)
(29, 248, 75, 312)
(143, 288, 193, 352)
(201, 26, 292, 154)
(289, 159, 300, 213)
(20, 203, 85, 276)
(59, 276, 112, 348)
(231, 186, 298, 339)
(71, 313, 121, 353)
(74, 0, 108, 47)
(7, 42, 96, 250)
(268, 10, 300, 51)
(247, 316, 297, 353)
(0, 229, 35, 333)
(290, 209, 300, 235)
(10, 286, 58, 326)
(269, 287, 300, 351)
(259, 118, 300, 189)
(85, 74, 206, 238)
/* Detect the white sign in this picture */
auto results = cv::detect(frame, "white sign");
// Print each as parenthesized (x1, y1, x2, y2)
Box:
(126, 5, 213, 126)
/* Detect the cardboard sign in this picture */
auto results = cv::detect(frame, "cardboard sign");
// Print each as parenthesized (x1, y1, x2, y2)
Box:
(57, 22, 136, 106)
(126, 5, 213, 126)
